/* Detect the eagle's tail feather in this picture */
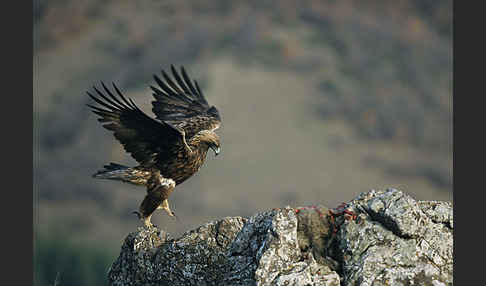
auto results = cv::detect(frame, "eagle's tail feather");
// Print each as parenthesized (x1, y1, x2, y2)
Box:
(92, 162, 129, 178)
(92, 162, 140, 183)
(93, 163, 149, 186)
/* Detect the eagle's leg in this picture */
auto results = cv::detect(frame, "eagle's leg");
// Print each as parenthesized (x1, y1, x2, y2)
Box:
(142, 213, 154, 227)
(132, 210, 154, 227)
(158, 199, 176, 217)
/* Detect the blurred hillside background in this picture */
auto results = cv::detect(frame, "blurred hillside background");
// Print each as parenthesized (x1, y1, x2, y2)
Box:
(33, 1, 452, 285)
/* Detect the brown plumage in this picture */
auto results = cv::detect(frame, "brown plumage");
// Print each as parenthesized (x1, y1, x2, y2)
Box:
(87, 65, 221, 227)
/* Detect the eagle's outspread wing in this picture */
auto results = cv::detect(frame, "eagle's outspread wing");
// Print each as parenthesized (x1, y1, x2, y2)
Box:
(150, 65, 221, 139)
(86, 82, 184, 166)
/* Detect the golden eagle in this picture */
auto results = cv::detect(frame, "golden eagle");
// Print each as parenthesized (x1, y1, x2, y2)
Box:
(87, 65, 221, 227)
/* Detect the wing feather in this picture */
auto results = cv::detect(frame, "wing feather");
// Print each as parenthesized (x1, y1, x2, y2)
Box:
(170, 65, 192, 96)
(162, 68, 185, 94)
(101, 82, 127, 109)
(181, 66, 198, 97)
(87, 82, 183, 166)
(151, 65, 221, 138)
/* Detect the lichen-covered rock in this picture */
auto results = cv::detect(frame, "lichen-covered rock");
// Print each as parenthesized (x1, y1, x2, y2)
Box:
(108, 207, 340, 286)
(328, 188, 453, 286)
(108, 189, 452, 286)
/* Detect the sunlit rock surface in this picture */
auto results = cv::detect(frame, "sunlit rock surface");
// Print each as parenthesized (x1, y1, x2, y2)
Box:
(108, 189, 452, 286)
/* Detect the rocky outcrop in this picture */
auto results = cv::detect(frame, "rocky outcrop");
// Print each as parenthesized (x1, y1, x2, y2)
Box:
(328, 190, 453, 286)
(108, 189, 453, 285)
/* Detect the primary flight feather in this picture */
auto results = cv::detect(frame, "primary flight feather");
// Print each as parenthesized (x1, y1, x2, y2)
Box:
(87, 65, 221, 227)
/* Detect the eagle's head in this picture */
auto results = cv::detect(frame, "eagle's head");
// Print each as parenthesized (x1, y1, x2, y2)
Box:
(195, 130, 221, 156)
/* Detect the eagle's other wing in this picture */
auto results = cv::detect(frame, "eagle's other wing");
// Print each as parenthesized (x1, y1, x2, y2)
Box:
(87, 82, 183, 166)
(150, 65, 221, 139)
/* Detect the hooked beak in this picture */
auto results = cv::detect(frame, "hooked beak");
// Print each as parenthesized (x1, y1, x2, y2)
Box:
(212, 146, 221, 156)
